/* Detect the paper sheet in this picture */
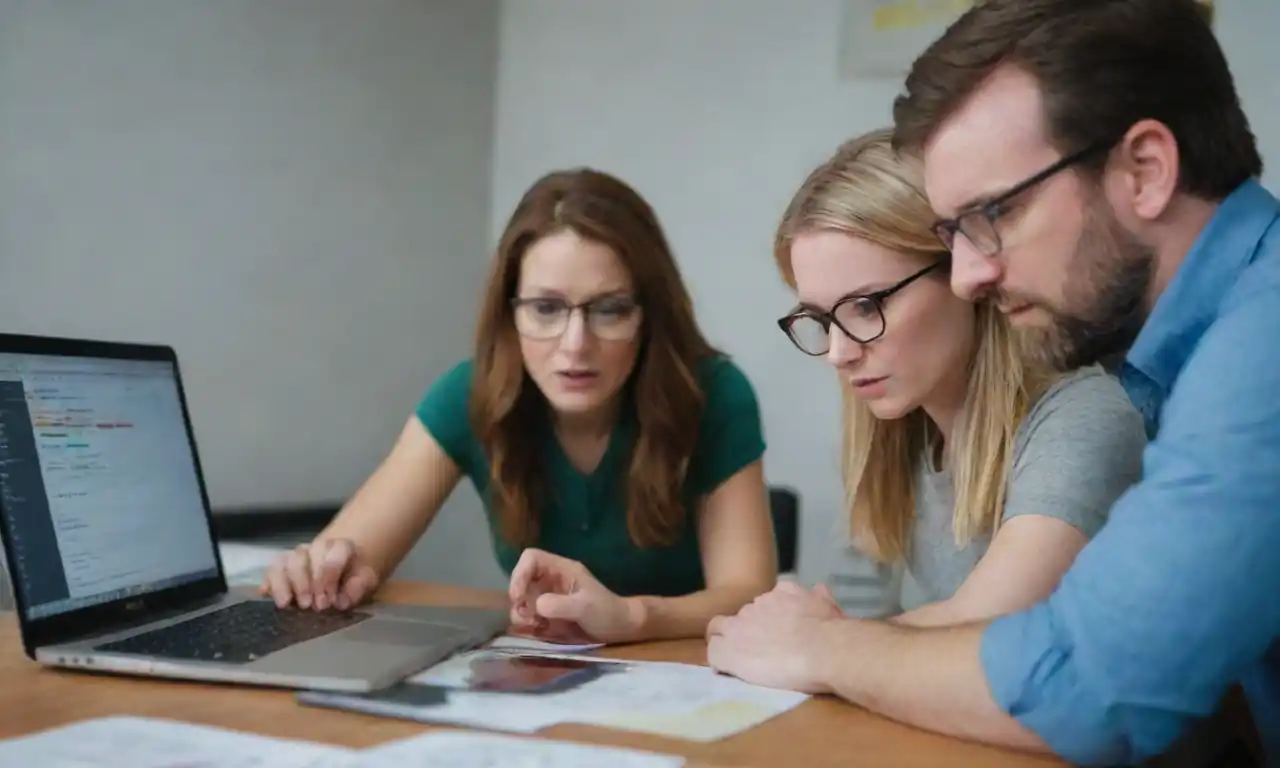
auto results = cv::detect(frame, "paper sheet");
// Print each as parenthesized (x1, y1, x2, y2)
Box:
(487, 635, 605, 654)
(217, 542, 288, 587)
(300, 649, 808, 742)
(0, 716, 352, 768)
(350, 730, 684, 768)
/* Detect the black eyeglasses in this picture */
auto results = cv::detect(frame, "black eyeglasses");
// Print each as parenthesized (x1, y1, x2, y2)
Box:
(931, 139, 1114, 257)
(777, 260, 946, 356)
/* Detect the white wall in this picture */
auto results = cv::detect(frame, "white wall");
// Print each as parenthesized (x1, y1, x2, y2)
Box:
(2, 1, 1275, 605)
(0, 0, 507, 589)
(491, 0, 1280, 585)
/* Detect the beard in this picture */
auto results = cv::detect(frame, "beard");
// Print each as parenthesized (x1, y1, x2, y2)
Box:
(1024, 196, 1155, 372)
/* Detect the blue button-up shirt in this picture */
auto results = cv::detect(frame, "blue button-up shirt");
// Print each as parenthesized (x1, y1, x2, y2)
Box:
(980, 178, 1280, 766)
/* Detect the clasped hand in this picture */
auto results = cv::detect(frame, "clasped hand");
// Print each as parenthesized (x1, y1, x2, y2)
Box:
(705, 580, 845, 693)
(507, 548, 643, 644)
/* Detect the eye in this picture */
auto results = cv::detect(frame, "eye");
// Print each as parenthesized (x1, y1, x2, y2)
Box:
(528, 299, 565, 316)
(592, 298, 636, 318)
(848, 298, 878, 319)
(983, 199, 1009, 221)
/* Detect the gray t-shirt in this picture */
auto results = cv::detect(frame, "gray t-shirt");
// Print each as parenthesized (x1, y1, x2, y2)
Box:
(898, 364, 1147, 609)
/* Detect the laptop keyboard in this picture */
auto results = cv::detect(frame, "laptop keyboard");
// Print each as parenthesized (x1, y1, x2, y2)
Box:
(94, 600, 372, 664)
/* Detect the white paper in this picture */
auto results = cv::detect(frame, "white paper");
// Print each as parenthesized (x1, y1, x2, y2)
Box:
(351, 730, 684, 768)
(217, 542, 288, 587)
(301, 650, 808, 742)
(0, 716, 353, 768)
(487, 635, 605, 654)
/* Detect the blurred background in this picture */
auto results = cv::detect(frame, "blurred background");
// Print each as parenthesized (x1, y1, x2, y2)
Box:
(0, 0, 1273, 595)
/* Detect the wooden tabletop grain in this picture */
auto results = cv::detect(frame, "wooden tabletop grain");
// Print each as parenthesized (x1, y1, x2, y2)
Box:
(0, 581, 1063, 767)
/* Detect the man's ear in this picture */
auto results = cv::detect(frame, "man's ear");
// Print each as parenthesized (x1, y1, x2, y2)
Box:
(1112, 119, 1181, 223)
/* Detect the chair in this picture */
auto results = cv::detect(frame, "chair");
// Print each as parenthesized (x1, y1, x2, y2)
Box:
(769, 486, 799, 574)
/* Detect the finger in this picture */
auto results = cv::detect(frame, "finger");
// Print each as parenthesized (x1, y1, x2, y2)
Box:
(534, 618, 593, 643)
(534, 591, 584, 622)
(507, 550, 535, 603)
(315, 540, 354, 609)
(774, 580, 807, 597)
(264, 558, 294, 608)
(705, 635, 724, 670)
(336, 564, 377, 611)
(513, 550, 584, 624)
(510, 548, 574, 601)
(706, 614, 727, 638)
(508, 550, 547, 615)
(739, 597, 765, 619)
(812, 582, 837, 604)
(308, 540, 332, 610)
(284, 546, 314, 609)
(509, 605, 540, 632)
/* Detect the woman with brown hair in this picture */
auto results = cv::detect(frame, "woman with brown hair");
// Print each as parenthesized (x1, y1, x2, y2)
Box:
(261, 168, 778, 644)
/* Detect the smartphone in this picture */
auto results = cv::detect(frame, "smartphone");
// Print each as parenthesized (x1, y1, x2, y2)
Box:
(463, 653, 619, 694)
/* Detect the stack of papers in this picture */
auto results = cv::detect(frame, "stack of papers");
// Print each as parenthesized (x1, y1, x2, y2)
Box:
(0, 716, 686, 767)
(298, 649, 809, 742)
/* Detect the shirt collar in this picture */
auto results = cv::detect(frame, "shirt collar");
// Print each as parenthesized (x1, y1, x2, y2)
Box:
(1125, 178, 1280, 391)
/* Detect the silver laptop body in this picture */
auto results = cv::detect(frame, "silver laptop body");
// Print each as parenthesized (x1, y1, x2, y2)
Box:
(0, 333, 508, 692)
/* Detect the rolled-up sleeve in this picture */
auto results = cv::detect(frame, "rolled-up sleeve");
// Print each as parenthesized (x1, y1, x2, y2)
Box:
(979, 294, 1280, 766)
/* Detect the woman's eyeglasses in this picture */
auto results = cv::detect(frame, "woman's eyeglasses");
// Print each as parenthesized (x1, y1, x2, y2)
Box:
(777, 261, 945, 356)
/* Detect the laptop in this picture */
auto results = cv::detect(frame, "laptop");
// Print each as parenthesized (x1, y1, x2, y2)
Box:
(0, 332, 509, 692)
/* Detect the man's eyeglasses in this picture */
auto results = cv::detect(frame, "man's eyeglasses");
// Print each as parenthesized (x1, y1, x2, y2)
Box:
(777, 260, 945, 356)
(931, 139, 1114, 257)
(511, 294, 643, 341)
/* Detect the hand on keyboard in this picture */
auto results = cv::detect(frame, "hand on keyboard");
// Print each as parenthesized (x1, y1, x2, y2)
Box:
(260, 538, 379, 611)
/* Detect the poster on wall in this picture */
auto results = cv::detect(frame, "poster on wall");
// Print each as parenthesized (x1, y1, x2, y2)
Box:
(838, 0, 1217, 81)
(837, 0, 974, 80)
(1196, 0, 1215, 25)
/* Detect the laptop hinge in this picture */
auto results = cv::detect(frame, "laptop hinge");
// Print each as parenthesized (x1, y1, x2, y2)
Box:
(58, 593, 227, 646)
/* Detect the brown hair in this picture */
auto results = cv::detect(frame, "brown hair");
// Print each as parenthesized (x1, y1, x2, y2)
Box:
(775, 129, 1050, 562)
(469, 168, 719, 549)
(892, 0, 1262, 200)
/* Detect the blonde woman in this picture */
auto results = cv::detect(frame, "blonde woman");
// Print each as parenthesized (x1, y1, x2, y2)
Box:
(706, 129, 1147, 677)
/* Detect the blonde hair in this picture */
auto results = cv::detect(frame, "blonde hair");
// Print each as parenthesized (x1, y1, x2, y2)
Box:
(775, 128, 1050, 563)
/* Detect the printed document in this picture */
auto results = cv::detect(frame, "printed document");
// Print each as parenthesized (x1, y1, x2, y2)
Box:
(350, 730, 684, 768)
(0, 716, 689, 768)
(299, 649, 809, 741)
(0, 716, 351, 768)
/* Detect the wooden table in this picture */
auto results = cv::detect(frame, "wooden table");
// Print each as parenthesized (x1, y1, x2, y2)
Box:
(0, 581, 1063, 767)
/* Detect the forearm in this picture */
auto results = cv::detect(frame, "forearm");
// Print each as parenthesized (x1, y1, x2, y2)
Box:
(888, 599, 962, 628)
(629, 582, 770, 642)
(810, 617, 1048, 752)
(317, 429, 459, 581)
(317, 518, 405, 580)
(317, 502, 431, 581)
(890, 597, 1016, 628)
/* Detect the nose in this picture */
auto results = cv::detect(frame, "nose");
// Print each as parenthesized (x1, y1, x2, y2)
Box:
(558, 308, 589, 352)
(825, 327, 864, 369)
(949, 239, 1004, 302)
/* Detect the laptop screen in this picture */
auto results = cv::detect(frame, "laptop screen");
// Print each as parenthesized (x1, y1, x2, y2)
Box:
(0, 352, 219, 620)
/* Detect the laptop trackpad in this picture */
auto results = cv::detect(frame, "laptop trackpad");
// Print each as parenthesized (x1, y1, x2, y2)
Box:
(341, 618, 465, 646)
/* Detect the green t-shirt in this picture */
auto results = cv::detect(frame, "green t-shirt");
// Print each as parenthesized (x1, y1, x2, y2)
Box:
(415, 355, 766, 598)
